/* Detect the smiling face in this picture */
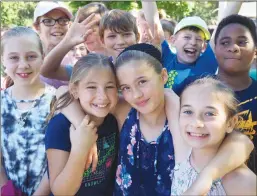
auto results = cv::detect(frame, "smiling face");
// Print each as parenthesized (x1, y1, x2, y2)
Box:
(116, 59, 167, 114)
(173, 28, 205, 64)
(2, 36, 43, 86)
(215, 23, 257, 76)
(103, 29, 137, 58)
(179, 84, 232, 149)
(73, 66, 118, 118)
(36, 9, 70, 49)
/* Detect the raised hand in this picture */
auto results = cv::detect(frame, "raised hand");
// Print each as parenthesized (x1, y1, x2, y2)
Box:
(64, 8, 100, 46)
(70, 115, 98, 156)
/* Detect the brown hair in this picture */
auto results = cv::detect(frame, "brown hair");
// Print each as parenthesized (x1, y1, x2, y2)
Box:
(48, 53, 116, 120)
(1, 26, 43, 89)
(181, 77, 240, 123)
(77, 2, 108, 23)
(99, 9, 139, 41)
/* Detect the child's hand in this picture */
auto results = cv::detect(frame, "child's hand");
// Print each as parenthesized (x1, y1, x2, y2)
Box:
(64, 8, 99, 46)
(70, 115, 98, 155)
(85, 143, 98, 172)
(151, 23, 165, 46)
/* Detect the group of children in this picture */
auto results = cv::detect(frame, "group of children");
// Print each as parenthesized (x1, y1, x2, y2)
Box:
(0, 1, 256, 196)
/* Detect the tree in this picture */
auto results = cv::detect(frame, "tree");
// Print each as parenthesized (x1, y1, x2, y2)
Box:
(1, 1, 37, 28)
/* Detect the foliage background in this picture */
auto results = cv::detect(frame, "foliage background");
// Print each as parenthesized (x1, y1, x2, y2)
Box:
(0, 1, 219, 28)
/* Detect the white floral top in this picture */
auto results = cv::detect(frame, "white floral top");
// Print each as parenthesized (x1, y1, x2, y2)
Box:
(170, 150, 226, 196)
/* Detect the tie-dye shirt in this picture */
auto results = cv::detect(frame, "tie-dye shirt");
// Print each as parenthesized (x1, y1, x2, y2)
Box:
(115, 108, 175, 196)
(1, 85, 56, 195)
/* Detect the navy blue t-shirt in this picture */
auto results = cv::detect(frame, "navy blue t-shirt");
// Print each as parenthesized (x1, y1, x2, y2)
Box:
(176, 75, 257, 174)
(45, 113, 119, 196)
(161, 40, 218, 93)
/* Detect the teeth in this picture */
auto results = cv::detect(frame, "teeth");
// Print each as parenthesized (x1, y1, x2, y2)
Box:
(93, 104, 107, 108)
(20, 73, 29, 77)
(189, 132, 207, 137)
(52, 33, 63, 36)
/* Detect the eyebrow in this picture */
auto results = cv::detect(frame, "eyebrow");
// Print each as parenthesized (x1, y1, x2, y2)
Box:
(220, 35, 248, 41)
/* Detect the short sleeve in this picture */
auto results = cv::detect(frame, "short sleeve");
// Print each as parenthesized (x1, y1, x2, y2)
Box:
(161, 40, 176, 70)
(196, 43, 218, 74)
(65, 65, 73, 79)
(45, 113, 71, 152)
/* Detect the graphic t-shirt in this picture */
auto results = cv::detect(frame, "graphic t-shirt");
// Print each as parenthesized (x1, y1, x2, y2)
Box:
(235, 79, 257, 174)
(45, 113, 119, 196)
(161, 40, 218, 92)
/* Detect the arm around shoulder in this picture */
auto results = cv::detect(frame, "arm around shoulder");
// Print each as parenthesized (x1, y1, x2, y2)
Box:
(222, 165, 256, 196)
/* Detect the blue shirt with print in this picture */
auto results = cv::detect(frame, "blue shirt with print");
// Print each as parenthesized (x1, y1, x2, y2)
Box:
(161, 40, 218, 92)
(45, 113, 119, 196)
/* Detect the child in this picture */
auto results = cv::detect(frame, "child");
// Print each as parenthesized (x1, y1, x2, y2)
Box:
(160, 18, 177, 45)
(178, 14, 257, 174)
(78, 2, 108, 53)
(33, 1, 73, 88)
(68, 43, 88, 65)
(99, 9, 139, 59)
(142, 1, 242, 93)
(1, 27, 56, 195)
(40, 9, 139, 81)
(45, 53, 119, 195)
(58, 43, 253, 196)
(112, 43, 253, 196)
(169, 77, 256, 195)
(215, 14, 257, 174)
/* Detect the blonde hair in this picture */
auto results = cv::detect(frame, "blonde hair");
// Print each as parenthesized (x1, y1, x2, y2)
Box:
(48, 53, 116, 120)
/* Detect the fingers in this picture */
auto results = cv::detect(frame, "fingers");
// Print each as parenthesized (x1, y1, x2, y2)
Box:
(83, 29, 93, 41)
(70, 124, 75, 132)
(81, 115, 90, 126)
(74, 8, 82, 23)
(91, 144, 98, 172)
(85, 152, 92, 170)
(81, 13, 96, 26)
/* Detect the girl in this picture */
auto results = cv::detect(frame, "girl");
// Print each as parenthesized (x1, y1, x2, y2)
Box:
(169, 77, 256, 195)
(61, 43, 253, 196)
(45, 53, 119, 195)
(1, 27, 55, 195)
(33, 1, 73, 88)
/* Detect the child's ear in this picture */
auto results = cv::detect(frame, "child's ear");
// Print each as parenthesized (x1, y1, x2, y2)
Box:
(161, 68, 168, 84)
(69, 84, 79, 99)
(170, 35, 176, 47)
(226, 115, 239, 134)
(201, 41, 207, 53)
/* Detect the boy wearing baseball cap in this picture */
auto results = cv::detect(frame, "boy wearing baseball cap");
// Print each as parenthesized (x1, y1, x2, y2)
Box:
(142, 1, 242, 93)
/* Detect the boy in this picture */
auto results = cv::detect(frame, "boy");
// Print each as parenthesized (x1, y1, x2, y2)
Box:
(40, 9, 139, 81)
(160, 18, 177, 45)
(142, 1, 242, 92)
(178, 14, 257, 174)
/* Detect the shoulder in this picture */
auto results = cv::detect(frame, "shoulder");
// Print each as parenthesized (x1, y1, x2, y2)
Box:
(45, 113, 71, 151)
(222, 165, 257, 195)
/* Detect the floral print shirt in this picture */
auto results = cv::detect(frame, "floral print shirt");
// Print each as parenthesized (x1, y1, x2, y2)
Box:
(115, 108, 175, 196)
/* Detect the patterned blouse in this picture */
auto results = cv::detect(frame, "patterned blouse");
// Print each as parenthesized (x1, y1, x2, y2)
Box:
(1, 85, 56, 195)
(170, 150, 226, 196)
(115, 108, 175, 196)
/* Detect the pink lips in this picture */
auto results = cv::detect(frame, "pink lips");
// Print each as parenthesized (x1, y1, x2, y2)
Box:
(16, 73, 32, 78)
(135, 99, 149, 107)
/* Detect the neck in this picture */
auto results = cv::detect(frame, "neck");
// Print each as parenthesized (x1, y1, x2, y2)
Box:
(11, 79, 44, 100)
(89, 115, 105, 127)
(217, 70, 252, 91)
(190, 143, 221, 172)
(140, 98, 166, 126)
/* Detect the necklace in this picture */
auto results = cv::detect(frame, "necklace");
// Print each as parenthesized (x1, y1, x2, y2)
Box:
(10, 87, 44, 128)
